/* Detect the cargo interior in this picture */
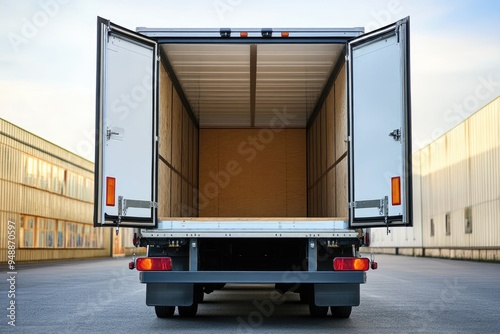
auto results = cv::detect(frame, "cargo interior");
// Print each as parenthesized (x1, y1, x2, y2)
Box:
(156, 43, 349, 221)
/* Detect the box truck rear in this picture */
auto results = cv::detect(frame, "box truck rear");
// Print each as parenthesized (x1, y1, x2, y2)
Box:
(93, 16, 412, 318)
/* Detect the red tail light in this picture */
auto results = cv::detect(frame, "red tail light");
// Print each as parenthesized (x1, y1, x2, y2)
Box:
(333, 257, 370, 271)
(136, 257, 173, 271)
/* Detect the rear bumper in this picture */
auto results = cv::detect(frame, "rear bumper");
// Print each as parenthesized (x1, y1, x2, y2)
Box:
(139, 270, 366, 284)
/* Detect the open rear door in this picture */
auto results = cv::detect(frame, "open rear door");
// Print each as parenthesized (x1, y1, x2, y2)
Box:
(94, 17, 158, 228)
(347, 17, 411, 228)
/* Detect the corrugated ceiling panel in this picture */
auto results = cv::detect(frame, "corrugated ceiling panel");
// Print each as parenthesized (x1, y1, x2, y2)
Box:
(163, 44, 250, 127)
(255, 44, 340, 127)
(162, 43, 343, 128)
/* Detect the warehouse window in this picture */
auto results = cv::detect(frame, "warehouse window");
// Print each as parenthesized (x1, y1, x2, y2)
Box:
(66, 171, 89, 201)
(77, 175, 85, 200)
(38, 160, 51, 190)
(92, 228, 103, 248)
(37, 218, 46, 247)
(84, 225, 91, 247)
(21, 216, 36, 247)
(57, 221, 65, 247)
(66, 222, 77, 248)
(24, 155, 38, 186)
(465, 207, 472, 234)
(20, 215, 102, 249)
(430, 219, 434, 237)
(84, 178, 93, 202)
(46, 219, 56, 247)
(52, 166, 65, 194)
(445, 213, 451, 236)
(36, 218, 56, 247)
(76, 224, 84, 247)
(21, 154, 92, 202)
(66, 172, 77, 198)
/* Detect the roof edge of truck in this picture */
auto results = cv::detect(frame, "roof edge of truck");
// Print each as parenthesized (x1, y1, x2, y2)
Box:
(136, 27, 365, 39)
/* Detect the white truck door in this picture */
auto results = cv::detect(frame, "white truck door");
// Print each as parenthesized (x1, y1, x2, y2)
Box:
(94, 17, 158, 228)
(347, 17, 412, 228)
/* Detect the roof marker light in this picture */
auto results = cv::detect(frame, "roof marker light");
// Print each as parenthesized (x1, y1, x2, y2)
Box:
(281, 31, 289, 38)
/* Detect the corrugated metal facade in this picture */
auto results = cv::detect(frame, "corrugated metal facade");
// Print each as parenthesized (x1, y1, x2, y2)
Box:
(0, 119, 124, 262)
(367, 97, 500, 260)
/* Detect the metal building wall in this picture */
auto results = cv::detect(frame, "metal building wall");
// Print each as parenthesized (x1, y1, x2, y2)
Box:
(0, 119, 113, 262)
(367, 97, 500, 260)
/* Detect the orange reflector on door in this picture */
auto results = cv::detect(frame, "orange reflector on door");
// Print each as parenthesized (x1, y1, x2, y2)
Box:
(391, 176, 401, 206)
(136, 257, 173, 271)
(106, 177, 116, 206)
(333, 257, 369, 271)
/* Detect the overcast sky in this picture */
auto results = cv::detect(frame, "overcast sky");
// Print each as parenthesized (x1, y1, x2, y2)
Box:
(1, 0, 500, 162)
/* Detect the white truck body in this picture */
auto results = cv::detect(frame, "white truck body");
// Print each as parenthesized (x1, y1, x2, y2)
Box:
(93, 17, 412, 318)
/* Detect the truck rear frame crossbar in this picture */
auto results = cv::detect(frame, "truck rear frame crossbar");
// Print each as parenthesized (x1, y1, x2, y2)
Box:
(141, 219, 358, 238)
(140, 271, 366, 284)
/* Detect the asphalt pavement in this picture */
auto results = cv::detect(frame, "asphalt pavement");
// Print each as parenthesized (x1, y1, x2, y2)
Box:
(1, 254, 499, 333)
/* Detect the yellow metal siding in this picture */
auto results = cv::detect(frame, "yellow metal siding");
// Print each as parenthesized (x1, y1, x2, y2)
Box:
(1, 119, 115, 263)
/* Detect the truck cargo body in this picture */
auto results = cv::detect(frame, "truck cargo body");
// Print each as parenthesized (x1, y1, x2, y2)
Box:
(94, 17, 412, 318)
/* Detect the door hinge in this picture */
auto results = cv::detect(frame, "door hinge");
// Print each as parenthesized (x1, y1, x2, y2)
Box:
(105, 20, 112, 43)
(115, 196, 157, 235)
(389, 128, 401, 142)
(353, 195, 389, 223)
(353, 197, 387, 214)
(118, 196, 157, 217)
(395, 18, 404, 43)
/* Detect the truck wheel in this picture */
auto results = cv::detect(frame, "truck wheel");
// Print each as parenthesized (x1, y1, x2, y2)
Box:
(308, 303, 328, 317)
(195, 285, 204, 303)
(299, 291, 309, 304)
(178, 303, 198, 317)
(330, 306, 352, 318)
(155, 306, 175, 318)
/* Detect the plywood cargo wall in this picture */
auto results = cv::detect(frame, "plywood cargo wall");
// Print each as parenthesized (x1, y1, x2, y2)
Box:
(307, 62, 347, 218)
(158, 64, 199, 218)
(199, 129, 306, 217)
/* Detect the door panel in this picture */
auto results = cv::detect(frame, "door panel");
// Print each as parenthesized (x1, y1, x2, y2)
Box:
(347, 18, 412, 228)
(94, 17, 158, 228)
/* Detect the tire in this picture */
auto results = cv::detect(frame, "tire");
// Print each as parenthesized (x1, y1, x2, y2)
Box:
(178, 303, 198, 317)
(299, 291, 309, 304)
(195, 285, 204, 303)
(155, 306, 175, 318)
(330, 306, 352, 318)
(308, 302, 329, 317)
